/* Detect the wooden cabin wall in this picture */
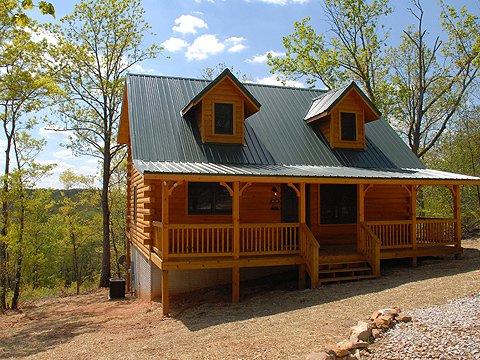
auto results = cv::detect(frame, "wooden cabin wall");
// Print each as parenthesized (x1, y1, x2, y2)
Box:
(128, 160, 154, 251)
(365, 185, 410, 221)
(166, 182, 281, 224)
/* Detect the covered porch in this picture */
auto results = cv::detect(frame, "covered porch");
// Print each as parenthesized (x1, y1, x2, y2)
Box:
(143, 176, 462, 315)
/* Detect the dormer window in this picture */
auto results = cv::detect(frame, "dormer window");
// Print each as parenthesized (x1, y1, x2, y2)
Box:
(340, 112, 357, 141)
(181, 69, 261, 145)
(214, 103, 234, 135)
(304, 81, 382, 150)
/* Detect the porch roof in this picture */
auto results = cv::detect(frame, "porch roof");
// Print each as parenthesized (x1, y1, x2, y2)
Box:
(134, 160, 480, 184)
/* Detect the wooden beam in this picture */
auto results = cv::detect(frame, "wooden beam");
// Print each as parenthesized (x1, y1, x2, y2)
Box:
(145, 173, 480, 186)
(299, 183, 306, 224)
(401, 184, 411, 196)
(162, 182, 169, 261)
(288, 182, 300, 197)
(167, 180, 183, 197)
(161, 270, 169, 316)
(239, 182, 252, 196)
(233, 182, 240, 259)
(453, 185, 462, 259)
(364, 184, 374, 194)
(410, 184, 417, 265)
(357, 184, 365, 251)
(220, 181, 234, 196)
(232, 267, 240, 303)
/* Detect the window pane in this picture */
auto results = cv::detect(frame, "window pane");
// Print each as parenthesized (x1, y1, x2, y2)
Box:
(215, 103, 234, 135)
(320, 184, 357, 224)
(341, 112, 356, 141)
(214, 185, 232, 213)
(188, 183, 213, 214)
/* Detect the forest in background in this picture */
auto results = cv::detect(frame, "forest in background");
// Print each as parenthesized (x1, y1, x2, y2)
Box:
(0, 0, 479, 311)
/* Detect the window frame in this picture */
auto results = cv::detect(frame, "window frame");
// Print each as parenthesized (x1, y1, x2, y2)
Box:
(187, 182, 233, 215)
(213, 102, 235, 135)
(339, 111, 358, 142)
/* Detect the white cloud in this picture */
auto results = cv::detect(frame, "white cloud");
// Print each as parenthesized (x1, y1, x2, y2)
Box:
(53, 149, 75, 160)
(225, 37, 247, 53)
(252, 0, 309, 5)
(173, 15, 208, 34)
(36, 158, 99, 189)
(185, 34, 225, 61)
(129, 63, 157, 74)
(254, 75, 304, 88)
(246, 50, 285, 64)
(24, 27, 58, 45)
(161, 37, 189, 52)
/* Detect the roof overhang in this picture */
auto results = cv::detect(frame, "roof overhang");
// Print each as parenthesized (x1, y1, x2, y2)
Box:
(117, 84, 130, 144)
(134, 160, 480, 186)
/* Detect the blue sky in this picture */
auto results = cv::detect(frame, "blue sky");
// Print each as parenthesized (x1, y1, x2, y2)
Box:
(1, 0, 478, 188)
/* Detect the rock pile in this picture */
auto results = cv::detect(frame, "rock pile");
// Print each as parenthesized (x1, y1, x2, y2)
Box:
(307, 306, 412, 360)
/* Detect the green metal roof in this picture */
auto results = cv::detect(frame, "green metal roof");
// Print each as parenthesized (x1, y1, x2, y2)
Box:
(304, 81, 382, 121)
(125, 73, 425, 176)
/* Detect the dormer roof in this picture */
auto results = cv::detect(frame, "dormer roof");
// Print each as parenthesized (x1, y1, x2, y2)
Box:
(181, 68, 261, 119)
(304, 81, 381, 123)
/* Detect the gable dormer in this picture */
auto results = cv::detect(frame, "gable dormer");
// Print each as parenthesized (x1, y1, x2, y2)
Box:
(304, 81, 381, 150)
(182, 69, 261, 144)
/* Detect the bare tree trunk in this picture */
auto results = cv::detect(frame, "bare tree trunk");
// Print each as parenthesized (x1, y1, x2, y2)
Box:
(70, 225, 80, 295)
(0, 135, 12, 311)
(99, 146, 111, 288)
(11, 201, 25, 310)
(110, 219, 121, 278)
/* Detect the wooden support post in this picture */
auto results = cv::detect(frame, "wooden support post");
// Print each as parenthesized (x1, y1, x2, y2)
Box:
(162, 182, 170, 261)
(410, 184, 417, 266)
(232, 267, 240, 303)
(299, 183, 306, 224)
(126, 235, 131, 292)
(298, 264, 306, 290)
(161, 270, 169, 316)
(357, 184, 365, 252)
(233, 182, 240, 259)
(453, 185, 462, 260)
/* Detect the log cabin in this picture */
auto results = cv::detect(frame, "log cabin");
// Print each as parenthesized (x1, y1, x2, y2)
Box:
(118, 69, 480, 315)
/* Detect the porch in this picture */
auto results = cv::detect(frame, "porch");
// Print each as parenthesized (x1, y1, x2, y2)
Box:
(143, 180, 462, 315)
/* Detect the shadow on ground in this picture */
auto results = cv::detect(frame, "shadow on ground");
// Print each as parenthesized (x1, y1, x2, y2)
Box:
(0, 293, 135, 359)
(173, 245, 480, 331)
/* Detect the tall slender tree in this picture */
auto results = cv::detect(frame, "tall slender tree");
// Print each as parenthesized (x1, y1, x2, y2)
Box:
(50, 0, 160, 287)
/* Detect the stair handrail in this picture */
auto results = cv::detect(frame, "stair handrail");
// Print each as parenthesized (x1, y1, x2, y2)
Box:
(360, 223, 381, 277)
(299, 223, 320, 288)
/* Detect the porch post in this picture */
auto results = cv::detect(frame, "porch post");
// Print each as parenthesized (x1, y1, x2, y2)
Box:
(299, 183, 306, 223)
(233, 182, 240, 259)
(232, 267, 240, 303)
(162, 181, 170, 261)
(161, 269, 169, 316)
(410, 185, 417, 266)
(357, 184, 365, 251)
(453, 185, 462, 260)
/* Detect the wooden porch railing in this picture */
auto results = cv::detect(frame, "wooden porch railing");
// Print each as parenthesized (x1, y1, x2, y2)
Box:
(359, 223, 381, 277)
(168, 223, 234, 257)
(239, 223, 300, 255)
(152, 221, 163, 256)
(365, 220, 411, 249)
(416, 218, 455, 246)
(299, 223, 320, 287)
(364, 218, 456, 249)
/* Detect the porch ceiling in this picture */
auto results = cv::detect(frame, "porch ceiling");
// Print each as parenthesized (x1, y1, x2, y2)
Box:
(134, 160, 480, 184)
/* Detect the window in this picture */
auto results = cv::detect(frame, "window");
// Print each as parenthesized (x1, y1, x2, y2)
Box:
(320, 184, 357, 224)
(188, 182, 232, 215)
(214, 103, 234, 135)
(340, 112, 357, 141)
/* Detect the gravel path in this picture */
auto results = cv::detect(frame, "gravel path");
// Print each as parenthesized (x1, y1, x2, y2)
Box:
(366, 293, 480, 360)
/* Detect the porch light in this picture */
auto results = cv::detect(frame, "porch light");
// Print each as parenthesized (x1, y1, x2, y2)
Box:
(271, 186, 280, 210)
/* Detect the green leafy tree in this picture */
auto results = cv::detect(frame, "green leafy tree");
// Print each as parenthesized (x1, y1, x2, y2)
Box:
(49, 0, 160, 287)
(387, 1, 479, 158)
(267, 0, 391, 107)
(0, 12, 57, 310)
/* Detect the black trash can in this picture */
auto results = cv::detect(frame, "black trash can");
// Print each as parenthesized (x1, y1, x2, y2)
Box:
(109, 278, 126, 299)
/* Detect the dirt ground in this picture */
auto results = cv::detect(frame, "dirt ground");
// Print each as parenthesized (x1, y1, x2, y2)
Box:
(1, 239, 480, 360)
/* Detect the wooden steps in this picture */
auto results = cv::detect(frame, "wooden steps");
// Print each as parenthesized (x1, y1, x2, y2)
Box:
(318, 259, 375, 283)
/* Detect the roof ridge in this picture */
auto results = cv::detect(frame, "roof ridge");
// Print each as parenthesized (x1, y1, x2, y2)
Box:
(126, 72, 326, 92)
